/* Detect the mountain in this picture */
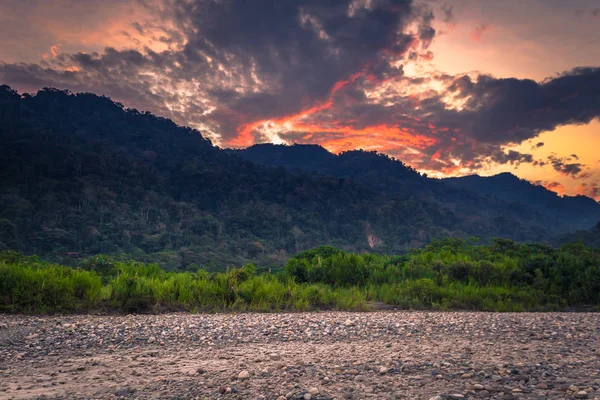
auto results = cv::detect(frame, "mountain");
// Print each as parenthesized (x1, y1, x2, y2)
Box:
(443, 173, 600, 231)
(557, 220, 600, 247)
(234, 144, 431, 194)
(0, 85, 551, 269)
(234, 144, 600, 232)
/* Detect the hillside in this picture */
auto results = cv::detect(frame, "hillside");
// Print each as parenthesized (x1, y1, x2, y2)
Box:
(0, 85, 554, 269)
(444, 173, 600, 231)
(557, 221, 600, 247)
(234, 144, 598, 232)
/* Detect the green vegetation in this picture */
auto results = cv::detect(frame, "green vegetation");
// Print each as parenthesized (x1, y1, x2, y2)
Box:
(2, 86, 577, 271)
(2, 238, 599, 314)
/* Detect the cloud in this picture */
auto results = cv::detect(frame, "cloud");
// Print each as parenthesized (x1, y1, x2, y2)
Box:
(547, 154, 587, 178)
(578, 182, 600, 200)
(441, 4, 454, 24)
(490, 150, 533, 166)
(532, 142, 545, 149)
(534, 180, 565, 195)
(470, 23, 489, 41)
(0, 0, 599, 187)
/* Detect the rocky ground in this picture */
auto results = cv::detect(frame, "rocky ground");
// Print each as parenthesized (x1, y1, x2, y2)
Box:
(0, 312, 599, 400)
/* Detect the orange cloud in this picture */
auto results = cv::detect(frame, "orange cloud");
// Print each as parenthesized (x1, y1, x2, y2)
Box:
(542, 181, 565, 195)
(228, 73, 364, 147)
(42, 44, 62, 60)
(576, 182, 600, 200)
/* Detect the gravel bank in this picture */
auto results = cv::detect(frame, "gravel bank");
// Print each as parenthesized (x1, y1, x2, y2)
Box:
(1, 312, 599, 399)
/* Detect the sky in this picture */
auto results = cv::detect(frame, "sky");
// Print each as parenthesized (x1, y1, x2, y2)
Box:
(0, 0, 599, 200)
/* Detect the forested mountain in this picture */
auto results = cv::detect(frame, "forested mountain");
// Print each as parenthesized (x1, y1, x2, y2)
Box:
(558, 221, 600, 248)
(443, 173, 600, 231)
(235, 144, 600, 232)
(1, 85, 555, 269)
(3, 86, 596, 270)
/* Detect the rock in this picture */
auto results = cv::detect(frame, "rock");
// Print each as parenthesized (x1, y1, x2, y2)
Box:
(147, 337, 156, 344)
(238, 370, 250, 380)
(3, 312, 599, 399)
(303, 394, 312, 400)
(114, 387, 133, 396)
(218, 385, 232, 394)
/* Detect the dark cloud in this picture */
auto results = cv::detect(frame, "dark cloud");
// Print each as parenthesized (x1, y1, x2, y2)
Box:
(441, 4, 454, 24)
(0, 0, 427, 141)
(532, 141, 544, 149)
(411, 67, 600, 170)
(490, 150, 534, 166)
(547, 154, 586, 177)
(418, 9, 436, 48)
(0, 0, 599, 185)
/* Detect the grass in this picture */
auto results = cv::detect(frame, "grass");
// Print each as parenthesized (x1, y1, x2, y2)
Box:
(1, 238, 599, 314)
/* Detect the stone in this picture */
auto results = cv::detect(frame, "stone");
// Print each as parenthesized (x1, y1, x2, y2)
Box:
(238, 370, 250, 380)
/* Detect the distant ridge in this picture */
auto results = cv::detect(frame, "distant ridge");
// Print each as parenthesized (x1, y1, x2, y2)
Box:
(443, 172, 600, 230)
(235, 144, 600, 232)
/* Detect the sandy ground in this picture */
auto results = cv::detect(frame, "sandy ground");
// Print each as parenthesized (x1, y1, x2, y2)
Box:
(0, 312, 599, 399)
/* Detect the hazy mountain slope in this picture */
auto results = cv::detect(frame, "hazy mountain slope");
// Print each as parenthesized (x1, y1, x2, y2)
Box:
(234, 144, 571, 232)
(444, 173, 600, 231)
(0, 85, 550, 268)
(557, 221, 600, 247)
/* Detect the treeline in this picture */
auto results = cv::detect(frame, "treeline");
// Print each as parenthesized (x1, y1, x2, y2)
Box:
(0, 86, 556, 270)
(1, 238, 599, 314)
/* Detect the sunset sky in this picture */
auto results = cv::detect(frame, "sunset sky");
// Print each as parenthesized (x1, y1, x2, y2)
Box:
(1, 0, 599, 199)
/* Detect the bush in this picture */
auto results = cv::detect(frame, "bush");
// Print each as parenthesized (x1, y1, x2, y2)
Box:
(1, 238, 599, 314)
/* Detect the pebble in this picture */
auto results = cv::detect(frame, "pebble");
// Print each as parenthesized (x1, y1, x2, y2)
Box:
(0, 312, 598, 399)
(238, 370, 250, 380)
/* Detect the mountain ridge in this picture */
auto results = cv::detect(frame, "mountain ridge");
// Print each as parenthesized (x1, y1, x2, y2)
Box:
(235, 143, 600, 232)
(0, 85, 594, 269)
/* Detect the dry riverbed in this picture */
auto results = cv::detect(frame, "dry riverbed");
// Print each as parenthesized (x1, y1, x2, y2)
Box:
(0, 312, 599, 400)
